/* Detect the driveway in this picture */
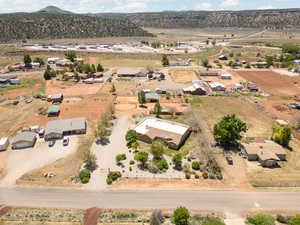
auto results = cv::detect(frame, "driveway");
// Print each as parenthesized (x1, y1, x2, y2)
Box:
(85, 116, 131, 190)
(0, 136, 78, 186)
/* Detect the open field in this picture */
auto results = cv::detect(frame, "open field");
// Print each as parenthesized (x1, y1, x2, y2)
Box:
(168, 70, 199, 83)
(193, 96, 274, 138)
(233, 70, 300, 97)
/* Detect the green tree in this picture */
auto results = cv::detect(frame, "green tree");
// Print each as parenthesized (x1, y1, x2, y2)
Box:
(138, 91, 146, 106)
(281, 44, 299, 54)
(134, 151, 149, 168)
(265, 56, 274, 67)
(172, 153, 182, 170)
(290, 215, 300, 225)
(97, 64, 104, 72)
(24, 54, 32, 66)
(212, 39, 217, 46)
(94, 123, 108, 143)
(64, 50, 77, 62)
(161, 55, 169, 67)
(150, 140, 165, 160)
(229, 52, 234, 58)
(125, 130, 138, 148)
(79, 169, 91, 184)
(202, 217, 225, 225)
(83, 64, 92, 75)
(191, 161, 201, 170)
(156, 159, 169, 170)
(173, 207, 190, 225)
(116, 154, 127, 164)
(43, 68, 52, 80)
(33, 57, 45, 66)
(213, 114, 247, 146)
(201, 57, 209, 68)
(91, 64, 96, 74)
(83, 151, 97, 171)
(111, 84, 116, 93)
(246, 214, 275, 225)
(272, 125, 292, 147)
(154, 101, 162, 118)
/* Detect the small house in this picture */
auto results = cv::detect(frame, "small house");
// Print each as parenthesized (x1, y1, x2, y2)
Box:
(220, 74, 232, 80)
(9, 79, 21, 85)
(183, 81, 207, 95)
(48, 58, 60, 64)
(244, 141, 287, 168)
(199, 70, 219, 76)
(155, 88, 167, 94)
(47, 105, 60, 117)
(145, 92, 159, 102)
(0, 137, 9, 151)
(209, 82, 225, 91)
(12, 132, 37, 149)
(51, 93, 63, 103)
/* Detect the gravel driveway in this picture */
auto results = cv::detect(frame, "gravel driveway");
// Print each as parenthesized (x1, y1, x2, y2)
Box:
(0, 136, 78, 186)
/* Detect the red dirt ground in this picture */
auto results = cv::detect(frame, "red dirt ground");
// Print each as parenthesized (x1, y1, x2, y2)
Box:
(83, 208, 103, 225)
(234, 70, 300, 97)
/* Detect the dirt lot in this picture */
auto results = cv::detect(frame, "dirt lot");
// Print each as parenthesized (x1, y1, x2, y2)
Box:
(234, 70, 300, 97)
(46, 79, 103, 96)
(111, 178, 226, 190)
(194, 96, 274, 139)
(200, 70, 246, 89)
(168, 70, 199, 83)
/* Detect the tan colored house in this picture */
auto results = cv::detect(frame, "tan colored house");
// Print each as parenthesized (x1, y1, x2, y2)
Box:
(244, 140, 287, 167)
(12, 132, 37, 149)
(199, 70, 219, 76)
(134, 118, 191, 149)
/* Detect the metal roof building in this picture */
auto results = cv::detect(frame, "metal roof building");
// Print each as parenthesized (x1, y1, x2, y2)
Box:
(45, 117, 87, 140)
(12, 132, 37, 149)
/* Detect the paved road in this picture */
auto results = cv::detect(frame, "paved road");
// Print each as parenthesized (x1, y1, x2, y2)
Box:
(1, 187, 300, 212)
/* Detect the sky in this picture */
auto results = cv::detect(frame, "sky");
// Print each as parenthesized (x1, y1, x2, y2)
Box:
(0, 0, 299, 13)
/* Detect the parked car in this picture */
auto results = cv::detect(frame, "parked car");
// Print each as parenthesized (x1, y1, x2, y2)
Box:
(63, 137, 69, 146)
(290, 103, 300, 109)
(48, 140, 55, 147)
(226, 156, 233, 165)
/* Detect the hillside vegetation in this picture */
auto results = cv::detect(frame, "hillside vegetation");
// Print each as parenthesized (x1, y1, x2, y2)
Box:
(0, 13, 153, 43)
(96, 9, 300, 29)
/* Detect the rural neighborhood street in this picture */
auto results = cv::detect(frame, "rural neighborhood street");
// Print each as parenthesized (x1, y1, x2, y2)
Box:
(2, 187, 300, 212)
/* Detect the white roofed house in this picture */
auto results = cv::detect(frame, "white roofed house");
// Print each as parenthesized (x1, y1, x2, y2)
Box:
(209, 82, 226, 91)
(183, 80, 207, 95)
(117, 67, 148, 77)
(134, 118, 191, 149)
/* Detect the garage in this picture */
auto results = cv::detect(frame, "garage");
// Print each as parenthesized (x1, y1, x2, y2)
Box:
(12, 132, 37, 149)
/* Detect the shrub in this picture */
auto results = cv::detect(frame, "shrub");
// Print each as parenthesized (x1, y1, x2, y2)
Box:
(202, 172, 209, 179)
(195, 174, 200, 179)
(202, 217, 225, 225)
(290, 215, 300, 225)
(156, 159, 169, 170)
(172, 153, 182, 170)
(116, 154, 127, 164)
(192, 161, 201, 170)
(106, 177, 113, 185)
(150, 140, 165, 160)
(247, 214, 275, 225)
(183, 163, 190, 173)
(79, 169, 91, 184)
(173, 207, 190, 225)
(276, 215, 289, 224)
(130, 160, 135, 165)
(107, 171, 122, 181)
(185, 173, 191, 179)
(83, 151, 97, 171)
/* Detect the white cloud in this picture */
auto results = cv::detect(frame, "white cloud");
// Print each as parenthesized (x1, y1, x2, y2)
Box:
(257, 5, 274, 9)
(220, 0, 240, 7)
(196, 1, 213, 10)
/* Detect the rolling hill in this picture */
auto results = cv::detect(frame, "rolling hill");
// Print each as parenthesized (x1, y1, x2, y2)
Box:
(36, 6, 74, 14)
(0, 13, 153, 43)
(94, 8, 300, 29)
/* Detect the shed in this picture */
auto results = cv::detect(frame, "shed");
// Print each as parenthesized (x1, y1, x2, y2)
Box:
(47, 105, 60, 117)
(209, 82, 225, 91)
(12, 132, 37, 149)
(199, 70, 219, 76)
(51, 93, 63, 103)
(220, 74, 232, 80)
(145, 92, 159, 102)
(9, 79, 21, 85)
(0, 137, 9, 151)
